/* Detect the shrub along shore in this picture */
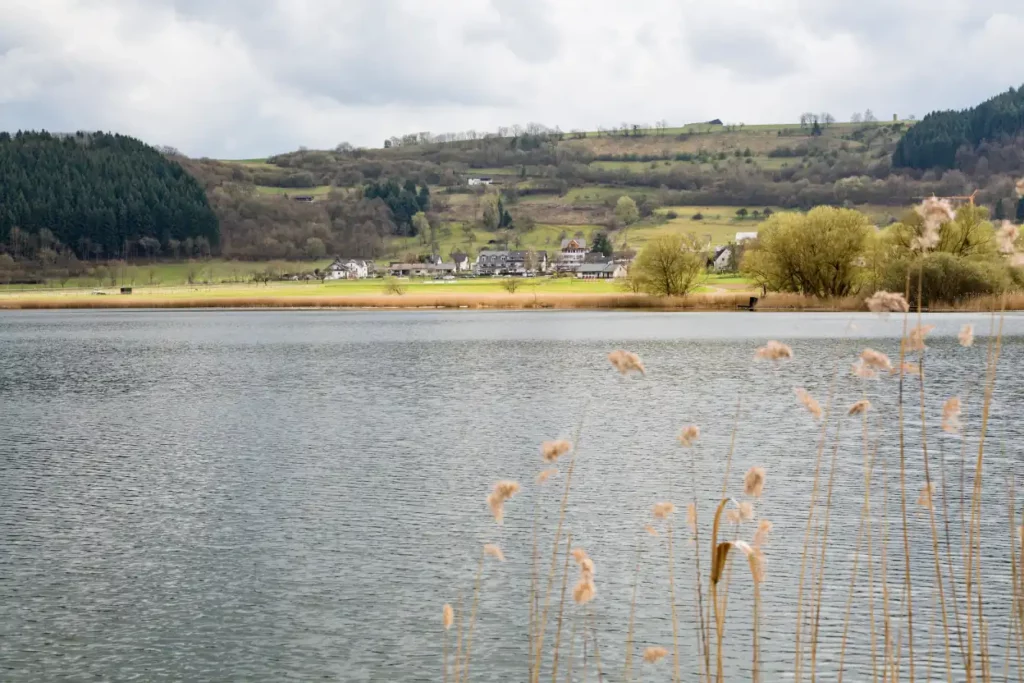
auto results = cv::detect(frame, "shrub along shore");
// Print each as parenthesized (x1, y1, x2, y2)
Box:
(2, 290, 1022, 312)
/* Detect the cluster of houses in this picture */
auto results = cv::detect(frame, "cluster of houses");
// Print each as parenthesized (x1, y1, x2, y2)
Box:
(320, 232, 758, 282)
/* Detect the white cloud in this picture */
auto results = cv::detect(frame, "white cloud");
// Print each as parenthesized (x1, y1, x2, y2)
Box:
(0, 0, 1021, 157)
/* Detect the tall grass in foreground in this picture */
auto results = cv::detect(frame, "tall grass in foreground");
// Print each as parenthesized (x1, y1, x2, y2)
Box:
(438, 293, 1021, 681)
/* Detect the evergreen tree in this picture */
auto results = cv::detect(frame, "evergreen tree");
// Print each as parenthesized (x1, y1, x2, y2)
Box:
(591, 232, 613, 257)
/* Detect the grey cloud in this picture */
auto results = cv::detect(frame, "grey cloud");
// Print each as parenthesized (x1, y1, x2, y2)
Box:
(465, 0, 561, 64)
(685, 29, 797, 81)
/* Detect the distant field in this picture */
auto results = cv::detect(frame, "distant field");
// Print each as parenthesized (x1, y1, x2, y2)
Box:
(253, 185, 334, 197)
(390, 222, 606, 258)
(0, 259, 334, 291)
(0, 274, 753, 306)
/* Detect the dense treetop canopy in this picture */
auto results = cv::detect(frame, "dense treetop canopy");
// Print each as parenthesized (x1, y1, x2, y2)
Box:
(893, 84, 1024, 170)
(0, 131, 219, 258)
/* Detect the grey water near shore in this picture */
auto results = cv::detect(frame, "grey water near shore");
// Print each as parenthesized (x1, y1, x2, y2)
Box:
(1, 310, 1022, 681)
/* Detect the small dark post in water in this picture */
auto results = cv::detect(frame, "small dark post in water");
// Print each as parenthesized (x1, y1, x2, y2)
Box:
(737, 296, 758, 311)
(120, 287, 132, 295)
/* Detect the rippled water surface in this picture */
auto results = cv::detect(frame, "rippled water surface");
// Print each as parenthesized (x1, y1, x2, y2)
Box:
(2, 310, 1023, 681)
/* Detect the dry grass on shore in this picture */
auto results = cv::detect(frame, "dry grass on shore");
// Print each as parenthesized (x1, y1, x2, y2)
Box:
(4, 290, 1024, 312)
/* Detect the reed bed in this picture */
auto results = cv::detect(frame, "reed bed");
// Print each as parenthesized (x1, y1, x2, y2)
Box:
(6, 290, 1024, 312)
(435, 289, 1022, 682)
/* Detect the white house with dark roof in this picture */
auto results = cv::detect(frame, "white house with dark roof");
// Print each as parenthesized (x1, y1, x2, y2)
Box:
(576, 262, 627, 279)
(324, 258, 370, 280)
(451, 251, 471, 273)
(556, 238, 588, 272)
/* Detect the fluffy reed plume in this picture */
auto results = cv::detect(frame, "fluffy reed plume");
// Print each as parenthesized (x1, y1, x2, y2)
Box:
(744, 466, 766, 497)
(653, 502, 676, 519)
(912, 196, 954, 252)
(860, 348, 892, 372)
(997, 220, 1020, 254)
(486, 480, 521, 524)
(754, 519, 773, 548)
(607, 349, 645, 375)
(848, 399, 871, 416)
(484, 544, 506, 561)
(794, 387, 823, 419)
(443, 604, 454, 630)
(917, 482, 936, 509)
(686, 502, 697, 533)
(905, 324, 936, 352)
(865, 290, 910, 314)
(726, 508, 741, 524)
(643, 646, 668, 664)
(942, 396, 962, 434)
(851, 360, 877, 379)
(739, 501, 755, 521)
(754, 340, 793, 361)
(541, 440, 572, 463)
(571, 549, 596, 605)
(535, 468, 558, 484)
(645, 524, 659, 536)
(959, 323, 974, 347)
(678, 425, 701, 447)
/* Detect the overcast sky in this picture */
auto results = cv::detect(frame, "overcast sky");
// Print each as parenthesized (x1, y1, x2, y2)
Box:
(2, 0, 1023, 159)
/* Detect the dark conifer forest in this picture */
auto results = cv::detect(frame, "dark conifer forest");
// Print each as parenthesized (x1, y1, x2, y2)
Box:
(0, 131, 219, 259)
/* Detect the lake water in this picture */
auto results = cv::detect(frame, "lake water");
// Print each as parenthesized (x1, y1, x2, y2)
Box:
(1, 310, 1023, 681)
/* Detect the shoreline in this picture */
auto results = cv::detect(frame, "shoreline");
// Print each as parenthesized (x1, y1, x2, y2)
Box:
(1, 291, 1020, 312)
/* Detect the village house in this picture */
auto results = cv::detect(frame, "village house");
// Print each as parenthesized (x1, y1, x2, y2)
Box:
(474, 250, 510, 276)
(388, 262, 457, 278)
(467, 177, 493, 186)
(555, 238, 588, 273)
(577, 262, 628, 279)
(324, 258, 370, 280)
(711, 247, 733, 272)
(474, 250, 548, 276)
(451, 252, 472, 273)
(735, 232, 758, 244)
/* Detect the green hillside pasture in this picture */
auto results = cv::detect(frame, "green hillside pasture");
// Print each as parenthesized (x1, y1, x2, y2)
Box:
(253, 185, 334, 197)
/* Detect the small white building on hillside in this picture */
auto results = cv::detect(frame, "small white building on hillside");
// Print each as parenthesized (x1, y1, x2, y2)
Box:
(325, 258, 370, 280)
(735, 232, 758, 244)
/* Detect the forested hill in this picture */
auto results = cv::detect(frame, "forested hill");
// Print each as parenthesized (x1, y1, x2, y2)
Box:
(894, 85, 1024, 170)
(0, 131, 218, 259)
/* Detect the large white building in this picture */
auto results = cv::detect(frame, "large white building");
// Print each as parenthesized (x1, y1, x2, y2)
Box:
(324, 258, 370, 280)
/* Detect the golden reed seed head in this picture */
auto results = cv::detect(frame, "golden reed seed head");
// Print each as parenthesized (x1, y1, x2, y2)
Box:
(572, 579, 596, 605)
(998, 220, 1020, 255)
(905, 324, 935, 353)
(643, 647, 669, 664)
(536, 468, 558, 484)
(865, 290, 909, 314)
(726, 508, 741, 524)
(737, 501, 754, 521)
(912, 196, 954, 252)
(487, 480, 521, 524)
(608, 350, 646, 375)
(677, 425, 701, 447)
(484, 544, 506, 561)
(443, 603, 454, 630)
(851, 360, 877, 379)
(959, 324, 974, 348)
(571, 548, 588, 565)
(917, 482, 936, 509)
(754, 519, 773, 548)
(744, 466, 766, 497)
(860, 348, 892, 372)
(540, 440, 572, 463)
(794, 387, 823, 419)
(848, 399, 871, 416)
(653, 502, 676, 519)
(645, 524, 659, 537)
(942, 396, 962, 434)
(891, 361, 921, 377)
(754, 340, 793, 361)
